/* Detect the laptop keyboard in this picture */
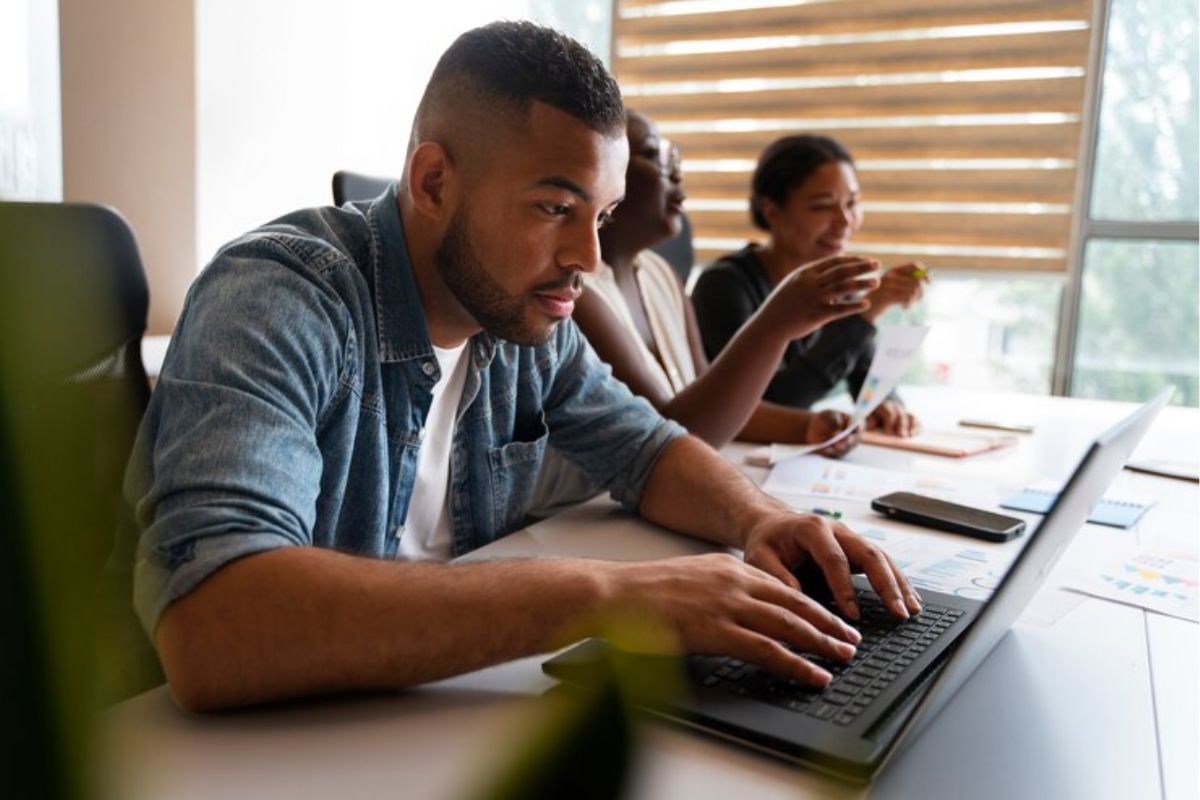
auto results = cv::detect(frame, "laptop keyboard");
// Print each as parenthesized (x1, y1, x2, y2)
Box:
(700, 590, 964, 726)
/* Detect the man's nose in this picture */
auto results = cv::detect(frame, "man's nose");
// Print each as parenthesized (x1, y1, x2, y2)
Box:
(558, 222, 602, 274)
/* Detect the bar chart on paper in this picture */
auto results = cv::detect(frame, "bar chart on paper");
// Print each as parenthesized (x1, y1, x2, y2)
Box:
(860, 527, 1013, 600)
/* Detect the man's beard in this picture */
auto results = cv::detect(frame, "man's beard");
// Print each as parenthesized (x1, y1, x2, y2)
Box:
(434, 208, 577, 347)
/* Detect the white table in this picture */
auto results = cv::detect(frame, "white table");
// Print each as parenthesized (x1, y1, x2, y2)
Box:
(101, 388, 1200, 799)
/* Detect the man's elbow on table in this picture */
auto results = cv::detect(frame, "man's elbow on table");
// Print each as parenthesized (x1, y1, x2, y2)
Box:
(154, 593, 238, 713)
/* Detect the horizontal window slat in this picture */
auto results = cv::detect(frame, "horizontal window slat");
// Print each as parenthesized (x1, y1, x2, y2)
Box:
(684, 198, 1073, 215)
(688, 210, 1072, 248)
(623, 66, 1085, 97)
(618, 21, 1089, 57)
(614, 29, 1091, 80)
(679, 170, 1078, 205)
(629, 77, 1085, 119)
(667, 124, 1083, 161)
(617, 4, 1092, 44)
(692, 246, 1066, 272)
(617, 0, 1089, 30)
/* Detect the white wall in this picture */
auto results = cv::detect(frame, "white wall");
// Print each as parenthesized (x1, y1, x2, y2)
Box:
(195, 0, 527, 268)
(59, 0, 196, 335)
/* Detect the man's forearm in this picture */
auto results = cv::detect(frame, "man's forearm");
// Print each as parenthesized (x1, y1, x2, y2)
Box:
(155, 547, 613, 711)
(637, 435, 785, 549)
(660, 313, 790, 447)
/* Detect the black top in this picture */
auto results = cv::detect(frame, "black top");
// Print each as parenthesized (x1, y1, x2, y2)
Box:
(691, 244, 879, 409)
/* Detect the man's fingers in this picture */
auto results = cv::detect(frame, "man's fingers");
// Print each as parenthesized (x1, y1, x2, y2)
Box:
(805, 526, 860, 620)
(734, 600, 856, 663)
(747, 547, 800, 590)
(841, 530, 910, 619)
(752, 578, 861, 644)
(883, 550, 922, 614)
(721, 629, 834, 687)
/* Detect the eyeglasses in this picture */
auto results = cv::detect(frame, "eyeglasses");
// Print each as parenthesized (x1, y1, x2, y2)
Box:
(643, 139, 682, 178)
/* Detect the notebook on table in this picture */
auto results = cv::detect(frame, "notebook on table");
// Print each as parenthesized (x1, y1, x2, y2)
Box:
(544, 388, 1172, 784)
(860, 429, 1018, 458)
(1001, 480, 1155, 529)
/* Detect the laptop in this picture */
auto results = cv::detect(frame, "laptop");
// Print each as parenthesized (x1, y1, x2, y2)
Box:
(543, 388, 1172, 783)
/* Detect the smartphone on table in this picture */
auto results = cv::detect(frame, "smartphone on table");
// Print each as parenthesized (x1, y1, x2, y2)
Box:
(871, 491, 1026, 542)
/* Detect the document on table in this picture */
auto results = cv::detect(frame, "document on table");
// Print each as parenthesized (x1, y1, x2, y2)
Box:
(1063, 551, 1199, 622)
(762, 325, 930, 462)
(857, 526, 1019, 600)
(762, 455, 998, 506)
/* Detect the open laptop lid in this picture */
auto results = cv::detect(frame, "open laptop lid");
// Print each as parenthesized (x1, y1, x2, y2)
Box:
(876, 387, 1173, 775)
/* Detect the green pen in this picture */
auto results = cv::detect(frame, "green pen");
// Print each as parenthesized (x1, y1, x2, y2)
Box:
(805, 507, 843, 520)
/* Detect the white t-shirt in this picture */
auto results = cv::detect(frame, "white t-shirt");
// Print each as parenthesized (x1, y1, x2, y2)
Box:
(398, 342, 470, 561)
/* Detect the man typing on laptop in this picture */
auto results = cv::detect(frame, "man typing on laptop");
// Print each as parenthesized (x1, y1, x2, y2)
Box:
(120, 22, 918, 712)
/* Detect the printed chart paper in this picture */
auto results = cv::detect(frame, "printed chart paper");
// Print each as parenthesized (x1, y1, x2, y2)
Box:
(1063, 551, 1199, 622)
(763, 455, 997, 506)
(857, 526, 1018, 600)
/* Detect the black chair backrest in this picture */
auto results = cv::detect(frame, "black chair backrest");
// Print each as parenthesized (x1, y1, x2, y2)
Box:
(650, 212, 695, 285)
(332, 170, 393, 205)
(0, 201, 154, 797)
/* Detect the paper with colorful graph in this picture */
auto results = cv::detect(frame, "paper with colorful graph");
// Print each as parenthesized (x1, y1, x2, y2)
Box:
(1063, 551, 1199, 622)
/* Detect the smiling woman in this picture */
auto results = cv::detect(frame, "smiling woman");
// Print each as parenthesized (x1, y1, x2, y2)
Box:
(690, 134, 925, 436)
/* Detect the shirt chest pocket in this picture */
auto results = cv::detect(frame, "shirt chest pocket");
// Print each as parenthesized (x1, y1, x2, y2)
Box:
(486, 410, 549, 534)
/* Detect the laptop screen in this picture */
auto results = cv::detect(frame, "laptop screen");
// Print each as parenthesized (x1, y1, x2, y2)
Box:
(882, 388, 1172, 761)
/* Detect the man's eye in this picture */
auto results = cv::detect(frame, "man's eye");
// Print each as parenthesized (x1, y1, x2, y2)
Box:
(597, 212, 614, 229)
(639, 147, 661, 160)
(541, 203, 571, 217)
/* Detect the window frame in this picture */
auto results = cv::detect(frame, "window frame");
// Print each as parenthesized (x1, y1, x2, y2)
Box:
(1053, 0, 1200, 397)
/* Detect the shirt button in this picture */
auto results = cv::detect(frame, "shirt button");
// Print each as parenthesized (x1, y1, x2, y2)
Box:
(421, 361, 436, 376)
(417, 427, 426, 440)
(393, 525, 405, 539)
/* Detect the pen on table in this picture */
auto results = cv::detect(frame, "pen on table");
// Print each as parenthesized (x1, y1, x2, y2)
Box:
(801, 507, 843, 520)
(959, 419, 1035, 434)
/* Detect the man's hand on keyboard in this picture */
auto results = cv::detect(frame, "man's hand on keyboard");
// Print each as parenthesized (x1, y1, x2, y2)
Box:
(601, 553, 864, 687)
(741, 512, 922, 622)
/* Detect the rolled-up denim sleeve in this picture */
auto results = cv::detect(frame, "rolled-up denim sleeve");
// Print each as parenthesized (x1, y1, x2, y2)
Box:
(130, 249, 351, 636)
(541, 320, 685, 509)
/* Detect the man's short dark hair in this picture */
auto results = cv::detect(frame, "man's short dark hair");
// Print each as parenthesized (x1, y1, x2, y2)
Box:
(750, 135, 855, 230)
(418, 20, 625, 137)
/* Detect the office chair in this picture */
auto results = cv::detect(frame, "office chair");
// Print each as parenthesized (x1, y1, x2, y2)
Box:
(0, 201, 157, 797)
(332, 170, 392, 205)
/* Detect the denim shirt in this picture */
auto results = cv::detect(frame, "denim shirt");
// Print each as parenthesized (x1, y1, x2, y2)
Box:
(127, 186, 684, 635)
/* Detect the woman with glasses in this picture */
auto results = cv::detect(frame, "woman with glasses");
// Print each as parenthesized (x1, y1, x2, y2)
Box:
(691, 135, 928, 437)
(570, 110, 881, 453)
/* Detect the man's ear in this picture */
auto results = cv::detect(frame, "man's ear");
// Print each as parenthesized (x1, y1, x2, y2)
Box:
(407, 141, 456, 221)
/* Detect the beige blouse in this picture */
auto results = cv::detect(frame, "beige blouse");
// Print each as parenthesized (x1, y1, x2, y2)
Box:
(584, 249, 697, 397)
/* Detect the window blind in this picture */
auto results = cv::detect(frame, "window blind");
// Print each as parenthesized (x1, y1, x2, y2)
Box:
(612, 0, 1097, 272)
